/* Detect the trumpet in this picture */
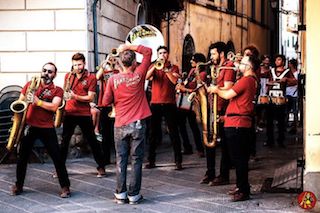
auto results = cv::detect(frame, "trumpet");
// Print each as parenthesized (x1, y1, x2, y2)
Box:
(154, 58, 165, 70)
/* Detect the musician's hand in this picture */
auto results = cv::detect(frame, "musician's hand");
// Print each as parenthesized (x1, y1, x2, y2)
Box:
(64, 91, 72, 100)
(207, 85, 219, 94)
(89, 102, 97, 108)
(176, 84, 186, 92)
(33, 96, 39, 105)
(117, 44, 127, 53)
(69, 90, 77, 100)
(26, 92, 34, 103)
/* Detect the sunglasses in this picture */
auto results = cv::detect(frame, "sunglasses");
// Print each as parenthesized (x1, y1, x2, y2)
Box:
(42, 68, 54, 74)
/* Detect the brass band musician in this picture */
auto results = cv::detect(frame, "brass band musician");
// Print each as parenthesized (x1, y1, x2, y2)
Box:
(11, 62, 71, 198)
(264, 54, 297, 147)
(200, 42, 236, 186)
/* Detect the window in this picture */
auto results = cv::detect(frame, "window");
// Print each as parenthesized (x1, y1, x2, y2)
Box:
(261, 0, 265, 24)
(251, 0, 255, 19)
(227, 0, 235, 12)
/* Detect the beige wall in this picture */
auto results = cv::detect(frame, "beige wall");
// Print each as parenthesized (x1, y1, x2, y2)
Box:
(0, 0, 87, 89)
(0, 0, 138, 90)
(304, 0, 320, 201)
(162, 1, 271, 68)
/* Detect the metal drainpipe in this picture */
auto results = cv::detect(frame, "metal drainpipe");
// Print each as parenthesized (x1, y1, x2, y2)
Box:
(92, 0, 99, 71)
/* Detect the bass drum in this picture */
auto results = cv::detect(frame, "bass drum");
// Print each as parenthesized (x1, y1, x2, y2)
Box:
(126, 24, 164, 63)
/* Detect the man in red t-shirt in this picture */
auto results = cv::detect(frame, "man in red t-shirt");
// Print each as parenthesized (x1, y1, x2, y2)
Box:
(145, 46, 183, 170)
(102, 44, 152, 204)
(61, 53, 106, 177)
(96, 54, 119, 165)
(207, 55, 259, 202)
(200, 42, 236, 186)
(11, 62, 71, 198)
(175, 53, 206, 157)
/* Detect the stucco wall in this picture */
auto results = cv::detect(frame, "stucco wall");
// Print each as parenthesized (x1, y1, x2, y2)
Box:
(162, 1, 271, 68)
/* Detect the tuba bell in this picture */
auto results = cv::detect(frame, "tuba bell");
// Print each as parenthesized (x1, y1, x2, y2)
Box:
(7, 76, 41, 151)
(125, 24, 165, 63)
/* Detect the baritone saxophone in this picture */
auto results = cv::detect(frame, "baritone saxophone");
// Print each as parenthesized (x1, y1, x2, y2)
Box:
(6, 76, 41, 151)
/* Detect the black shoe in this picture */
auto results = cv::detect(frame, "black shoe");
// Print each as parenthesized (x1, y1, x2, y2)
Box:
(209, 176, 229, 186)
(144, 162, 156, 169)
(175, 163, 183, 170)
(11, 185, 23, 196)
(227, 186, 239, 195)
(199, 175, 214, 184)
(60, 187, 71, 198)
(231, 192, 250, 202)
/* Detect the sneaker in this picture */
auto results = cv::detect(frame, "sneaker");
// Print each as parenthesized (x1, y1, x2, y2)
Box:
(114, 197, 129, 204)
(60, 187, 71, 198)
(114, 192, 128, 204)
(144, 162, 156, 169)
(97, 167, 106, 178)
(129, 195, 144, 205)
(11, 185, 23, 196)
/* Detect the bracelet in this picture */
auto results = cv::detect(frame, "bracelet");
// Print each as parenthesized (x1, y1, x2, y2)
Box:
(37, 100, 43, 107)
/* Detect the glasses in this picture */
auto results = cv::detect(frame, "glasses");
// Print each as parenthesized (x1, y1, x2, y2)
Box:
(42, 68, 54, 74)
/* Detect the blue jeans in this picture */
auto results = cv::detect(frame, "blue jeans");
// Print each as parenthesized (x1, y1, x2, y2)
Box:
(114, 119, 146, 197)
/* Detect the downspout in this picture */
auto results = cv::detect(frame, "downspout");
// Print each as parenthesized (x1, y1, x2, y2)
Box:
(92, 0, 99, 71)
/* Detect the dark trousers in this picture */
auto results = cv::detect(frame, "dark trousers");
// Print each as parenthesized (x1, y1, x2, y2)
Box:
(100, 107, 115, 165)
(225, 127, 250, 195)
(16, 127, 70, 188)
(148, 104, 182, 164)
(177, 109, 204, 153)
(266, 104, 286, 145)
(61, 115, 105, 169)
(204, 122, 230, 179)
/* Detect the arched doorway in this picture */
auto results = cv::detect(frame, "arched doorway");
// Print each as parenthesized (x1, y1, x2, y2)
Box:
(226, 40, 235, 53)
(136, 1, 148, 25)
(182, 34, 195, 74)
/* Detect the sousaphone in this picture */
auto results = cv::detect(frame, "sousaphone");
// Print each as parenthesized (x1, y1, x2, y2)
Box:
(125, 24, 165, 63)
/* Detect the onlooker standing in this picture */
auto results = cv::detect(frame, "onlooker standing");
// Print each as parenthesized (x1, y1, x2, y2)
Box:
(102, 44, 152, 204)
(286, 58, 299, 133)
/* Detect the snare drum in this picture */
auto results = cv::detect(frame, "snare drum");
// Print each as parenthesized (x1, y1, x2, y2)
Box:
(271, 96, 287, 105)
(258, 95, 270, 104)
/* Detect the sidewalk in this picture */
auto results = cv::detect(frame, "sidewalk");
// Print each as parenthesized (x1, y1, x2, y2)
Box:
(0, 127, 306, 212)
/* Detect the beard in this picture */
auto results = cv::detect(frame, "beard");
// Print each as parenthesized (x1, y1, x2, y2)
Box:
(41, 75, 53, 84)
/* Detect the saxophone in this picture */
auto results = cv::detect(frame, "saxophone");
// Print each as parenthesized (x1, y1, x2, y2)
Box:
(7, 76, 41, 151)
(54, 71, 73, 128)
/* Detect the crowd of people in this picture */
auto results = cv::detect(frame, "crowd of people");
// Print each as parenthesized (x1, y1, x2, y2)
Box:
(9, 40, 301, 204)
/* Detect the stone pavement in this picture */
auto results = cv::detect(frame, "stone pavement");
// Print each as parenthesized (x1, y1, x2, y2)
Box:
(0, 128, 307, 212)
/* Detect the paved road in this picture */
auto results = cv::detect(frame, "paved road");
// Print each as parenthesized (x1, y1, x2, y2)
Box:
(0, 129, 306, 212)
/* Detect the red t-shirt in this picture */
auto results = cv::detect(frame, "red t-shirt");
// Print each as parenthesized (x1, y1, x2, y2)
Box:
(224, 76, 258, 128)
(216, 60, 236, 112)
(97, 69, 119, 106)
(186, 68, 207, 89)
(22, 82, 63, 128)
(64, 70, 97, 116)
(102, 45, 152, 127)
(150, 62, 180, 104)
